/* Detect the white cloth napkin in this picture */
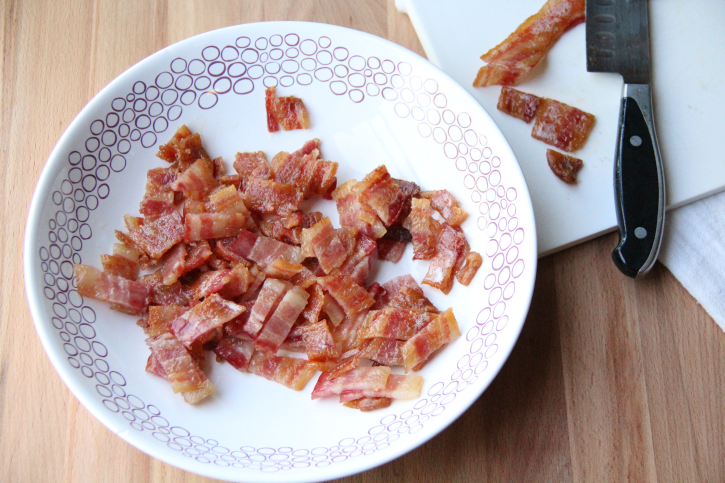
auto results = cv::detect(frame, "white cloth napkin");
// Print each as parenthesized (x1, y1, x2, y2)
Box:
(659, 191, 725, 331)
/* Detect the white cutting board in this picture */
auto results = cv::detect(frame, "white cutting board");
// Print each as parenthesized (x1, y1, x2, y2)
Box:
(396, 0, 725, 255)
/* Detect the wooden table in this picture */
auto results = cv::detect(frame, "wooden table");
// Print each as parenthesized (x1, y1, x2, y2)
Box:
(2, 1, 723, 481)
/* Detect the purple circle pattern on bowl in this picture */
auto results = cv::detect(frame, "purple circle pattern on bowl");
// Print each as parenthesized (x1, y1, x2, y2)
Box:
(37, 32, 527, 473)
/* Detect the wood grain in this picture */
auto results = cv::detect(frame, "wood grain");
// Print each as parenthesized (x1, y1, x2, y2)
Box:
(1, 1, 723, 482)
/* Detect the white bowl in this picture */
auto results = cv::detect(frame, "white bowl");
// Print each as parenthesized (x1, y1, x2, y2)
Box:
(24, 21, 537, 482)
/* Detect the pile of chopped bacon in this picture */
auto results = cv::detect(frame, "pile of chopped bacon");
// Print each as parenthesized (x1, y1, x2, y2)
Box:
(473, 0, 585, 87)
(74, 125, 476, 409)
(497, 86, 593, 183)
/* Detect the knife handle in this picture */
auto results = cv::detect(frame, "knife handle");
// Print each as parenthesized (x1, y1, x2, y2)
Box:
(611, 83, 665, 278)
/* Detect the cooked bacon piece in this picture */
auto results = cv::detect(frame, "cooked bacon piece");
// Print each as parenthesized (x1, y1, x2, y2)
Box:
(145, 166, 177, 195)
(473, 0, 586, 87)
(145, 354, 167, 378)
(368, 282, 386, 305)
(244, 278, 292, 337)
(218, 173, 243, 190)
(244, 178, 303, 216)
(214, 237, 248, 265)
(497, 86, 542, 122)
(171, 294, 245, 347)
(148, 305, 188, 337)
(531, 98, 595, 152)
(146, 332, 216, 404)
(100, 253, 138, 280)
(339, 374, 423, 402)
(231, 230, 304, 269)
(392, 178, 421, 224)
(322, 294, 345, 327)
(139, 270, 189, 306)
(363, 307, 437, 340)
(390, 286, 438, 313)
(257, 214, 303, 245)
(343, 397, 393, 411)
(270, 139, 318, 174)
(184, 213, 246, 242)
(170, 158, 218, 193)
(302, 217, 353, 274)
(332, 310, 373, 353)
(332, 179, 387, 240)
(308, 159, 339, 199)
(420, 190, 469, 227)
(182, 268, 232, 300)
(380, 275, 424, 305)
(318, 273, 375, 317)
(239, 267, 267, 302)
(300, 285, 324, 324)
(273, 141, 338, 199)
(127, 211, 185, 260)
(206, 185, 249, 216)
(358, 338, 405, 366)
(124, 215, 143, 232)
(456, 252, 483, 286)
(139, 191, 176, 218)
(212, 156, 226, 178)
(217, 264, 252, 299)
(213, 337, 255, 372)
(183, 241, 213, 273)
(403, 197, 438, 260)
(340, 234, 378, 286)
(281, 335, 307, 353)
(255, 286, 310, 354)
(376, 238, 406, 263)
(290, 266, 317, 290)
(356, 165, 406, 226)
(183, 199, 206, 217)
(402, 308, 460, 372)
(301, 320, 339, 362)
(248, 351, 317, 390)
(223, 301, 255, 339)
(156, 125, 210, 172)
(422, 224, 466, 294)
(265, 86, 311, 132)
(74, 264, 150, 311)
(264, 258, 304, 280)
(311, 366, 391, 400)
(546, 149, 583, 183)
(234, 151, 272, 183)
(161, 243, 187, 285)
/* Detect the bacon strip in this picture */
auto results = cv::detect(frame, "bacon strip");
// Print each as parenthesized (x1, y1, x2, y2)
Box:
(339, 374, 423, 402)
(248, 351, 318, 390)
(311, 366, 391, 400)
(318, 273, 375, 317)
(213, 338, 255, 372)
(243, 278, 292, 337)
(184, 213, 246, 242)
(531, 98, 595, 152)
(146, 332, 216, 404)
(402, 308, 460, 372)
(74, 264, 150, 311)
(302, 320, 340, 362)
(363, 307, 437, 340)
(473, 0, 586, 87)
(148, 304, 187, 337)
(171, 294, 245, 347)
(421, 190, 469, 227)
(127, 211, 185, 260)
(254, 286, 310, 354)
(456, 251, 483, 286)
(243, 177, 303, 217)
(231, 230, 304, 269)
(497, 86, 542, 122)
(422, 224, 466, 294)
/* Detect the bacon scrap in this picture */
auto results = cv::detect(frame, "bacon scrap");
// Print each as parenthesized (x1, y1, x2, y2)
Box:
(497, 86, 542, 122)
(183, 269, 233, 300)
(456, 251, 483, 286)
(322, 294, 345, 327)
(74, 264, 150, 311)
(376, 238, 406, 263)
(389, 285, 438, 313)
(161, 243, 187, 285)
(356, 165, 406, 227)
(380, 275, 424, 305)
(421, 190, 469, 227)
(184, 213, 246, 242)
(265, 86, 311, 132)
(404, 197, 440, 260)
(139, 270, 189, 306)
(339, 374, 423, 402)
(342, 397, 392, 411)
(473, 0, 586, 87)
(248, 351, 317, 390)
(171, 294, 245, 347)
(302, 217, 354, 274)
(231, 229, 304, 269)
(234, 151, 272, 182)
(358, 338, 405, 366)
(243, 278, 292, 337)
(146, 332, 216, 404)
(100, 252, 138, 281)
(402, 308, 460, 372)
(127, 211, 185, 260)
(213, 337, 255, 372)
(332, 179, 387, 240)
(311, 366, 391, 400)
(301, 284, 325, 323)
(254, 286, 310, 354)
(170, 158, 218, 194)
(183, 240, 213, 273)
(148, 304, 188, 337)
(302, 320, 340, 362)
(532, 98, 595, 152)
(422, 224, 466, 294)
(547, 148, 584, 184)
(318, 273, 375, 317)
(363, 307, 437, 340)
(244, 177, 303, 216)
(156, 125, 210, 172)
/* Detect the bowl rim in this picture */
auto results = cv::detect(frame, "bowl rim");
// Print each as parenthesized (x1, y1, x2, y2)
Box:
(23, 20, 538, 482)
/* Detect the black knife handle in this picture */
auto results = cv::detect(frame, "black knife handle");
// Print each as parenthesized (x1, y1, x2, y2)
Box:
(612, 83, 665, 278)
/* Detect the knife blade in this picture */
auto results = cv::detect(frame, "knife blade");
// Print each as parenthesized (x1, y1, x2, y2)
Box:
(586, 0, 665, 278)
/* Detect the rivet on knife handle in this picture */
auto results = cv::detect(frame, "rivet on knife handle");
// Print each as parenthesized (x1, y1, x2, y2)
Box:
(611, 83, 665, 278)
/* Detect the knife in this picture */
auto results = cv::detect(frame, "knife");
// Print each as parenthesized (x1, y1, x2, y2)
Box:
(586, 0, 665, 278)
